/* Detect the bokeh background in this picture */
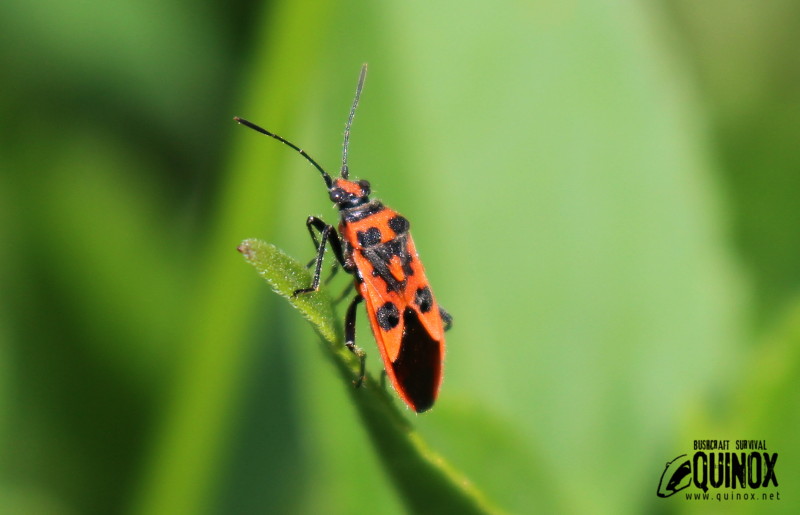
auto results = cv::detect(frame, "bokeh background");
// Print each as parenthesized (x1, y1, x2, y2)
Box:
(2, 0, 798, 513)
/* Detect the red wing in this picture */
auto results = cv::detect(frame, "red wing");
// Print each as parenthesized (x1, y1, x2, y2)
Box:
(354, 236, 445, 413)
(397, 237, 446, 341)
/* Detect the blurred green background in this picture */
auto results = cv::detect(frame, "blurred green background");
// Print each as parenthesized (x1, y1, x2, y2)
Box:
(2, 0, 798, 513)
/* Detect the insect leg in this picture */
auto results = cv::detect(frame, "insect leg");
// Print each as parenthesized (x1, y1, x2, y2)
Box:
(293, 217, 345, 297)
(439, 307, 453, 332)
(305, 216, 345, 264)
(344, 294, 366, 387)
(380, 370, 387, 390)
(302, 215, 342, 270)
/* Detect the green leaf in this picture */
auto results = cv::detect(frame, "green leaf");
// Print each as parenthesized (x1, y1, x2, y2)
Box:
(237, 239, 338, 345)
(237, 238, 503, 515)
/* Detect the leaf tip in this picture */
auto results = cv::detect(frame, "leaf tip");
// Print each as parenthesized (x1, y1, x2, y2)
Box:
(237, 239, 257, 260)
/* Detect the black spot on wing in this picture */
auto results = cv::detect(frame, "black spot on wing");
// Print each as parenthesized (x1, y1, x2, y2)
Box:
(402, 255, 414, 277)
(391, 308, 441, 413)
(376, 302, 400, 331)
(357, 227, 382, 247)
(388, 215, 410, 235)
(414, 286, 433, 313)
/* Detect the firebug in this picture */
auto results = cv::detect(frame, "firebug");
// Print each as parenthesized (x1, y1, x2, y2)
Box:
(235, 64, 451, 413)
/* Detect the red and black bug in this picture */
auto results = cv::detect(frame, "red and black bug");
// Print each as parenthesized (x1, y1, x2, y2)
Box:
(235, 64, 451, 412)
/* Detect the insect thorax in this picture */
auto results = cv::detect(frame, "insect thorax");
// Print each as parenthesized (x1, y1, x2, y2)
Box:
(340, 200, 385, 223)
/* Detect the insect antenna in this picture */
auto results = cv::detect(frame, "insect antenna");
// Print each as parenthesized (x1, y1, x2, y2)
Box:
(341, 64, 368, 179)
(233, 116, 333, 189)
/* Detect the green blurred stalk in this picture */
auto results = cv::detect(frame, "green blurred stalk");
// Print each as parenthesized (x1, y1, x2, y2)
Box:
(132, 1, 335, 513)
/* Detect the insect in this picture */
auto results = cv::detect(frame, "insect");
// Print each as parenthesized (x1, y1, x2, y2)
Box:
(235, 64, 451, 412)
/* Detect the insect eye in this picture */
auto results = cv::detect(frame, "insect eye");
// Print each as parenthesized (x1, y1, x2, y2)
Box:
(357, 180, 371, 196)
(329, 188, 346, 203)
